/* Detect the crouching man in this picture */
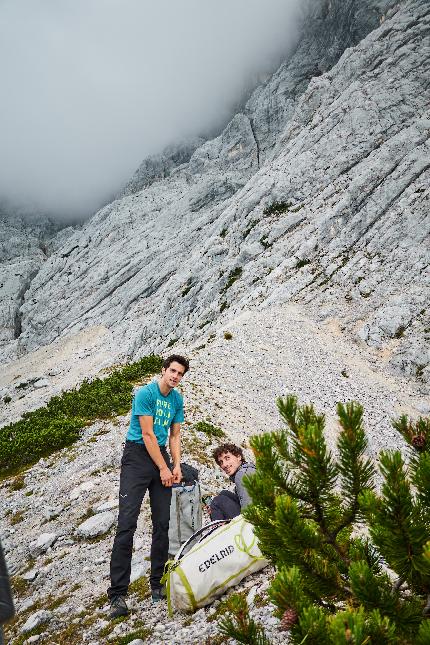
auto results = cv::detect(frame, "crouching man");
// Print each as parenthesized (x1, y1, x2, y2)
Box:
(210, 443, 256, 520)
(107, 354, 189, 617)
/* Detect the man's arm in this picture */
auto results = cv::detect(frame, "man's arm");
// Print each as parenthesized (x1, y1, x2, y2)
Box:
(234, 464, 256, 509)
(169, 423, 182, 484)
(139, 416, 173, 486)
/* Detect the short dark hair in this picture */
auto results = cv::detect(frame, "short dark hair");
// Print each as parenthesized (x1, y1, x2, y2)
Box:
(212, 443, 244, 465)
(163, 354, 190, 374)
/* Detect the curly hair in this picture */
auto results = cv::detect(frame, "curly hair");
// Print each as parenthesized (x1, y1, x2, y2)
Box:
(212, 443, 244, 465)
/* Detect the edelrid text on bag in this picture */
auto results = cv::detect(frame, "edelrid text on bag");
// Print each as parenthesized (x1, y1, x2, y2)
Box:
(163, 515, 268, 613)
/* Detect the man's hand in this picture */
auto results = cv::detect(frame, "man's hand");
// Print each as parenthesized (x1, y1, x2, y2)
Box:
(172, 464, 182, 484)
(159, 465, 174, 487)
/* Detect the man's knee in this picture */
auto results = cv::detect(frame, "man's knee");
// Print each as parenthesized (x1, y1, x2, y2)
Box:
(152, 515, 170, 534)
(115, 504, 141, 538)
(210, 491, 240, 520)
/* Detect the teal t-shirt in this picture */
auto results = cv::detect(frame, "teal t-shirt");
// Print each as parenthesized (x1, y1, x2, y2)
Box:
(126, 380, 184, 446)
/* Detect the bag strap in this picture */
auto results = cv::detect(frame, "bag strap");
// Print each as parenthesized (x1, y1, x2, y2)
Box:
(176, 488, 182, 545)
(175, 520, 230, 562)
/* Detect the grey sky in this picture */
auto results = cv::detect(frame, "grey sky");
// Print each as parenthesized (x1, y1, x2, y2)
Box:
(0, 0, 301, 221)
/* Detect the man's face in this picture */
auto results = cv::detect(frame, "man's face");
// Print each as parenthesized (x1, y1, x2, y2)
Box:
(161, 361, 185, 389)
(217, 452, 242, 477)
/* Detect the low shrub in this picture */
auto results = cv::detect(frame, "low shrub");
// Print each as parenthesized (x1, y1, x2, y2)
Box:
(194, 420, 225, 439)
(263, 201, 292, 216)
(296, 258, 311, 269)
(259, 234, 272, 250)
(221, 267, 242, 294)
(0, 355, 162, 476)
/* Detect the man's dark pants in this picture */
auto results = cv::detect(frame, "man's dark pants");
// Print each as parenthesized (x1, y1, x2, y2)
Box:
(108, 440, 172, 599)
(210, 490, 241, 521)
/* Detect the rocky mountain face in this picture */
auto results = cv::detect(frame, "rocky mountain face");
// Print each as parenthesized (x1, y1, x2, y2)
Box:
(0, 214, 74, 355)
(1, 0, 429, 390)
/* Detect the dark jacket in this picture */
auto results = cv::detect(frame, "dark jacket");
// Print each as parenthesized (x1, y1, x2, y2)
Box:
(230, 462, 256, 509)
(0, 538, 15, 627)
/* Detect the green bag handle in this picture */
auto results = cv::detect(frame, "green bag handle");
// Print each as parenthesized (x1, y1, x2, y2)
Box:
(162, 559, 197, 616)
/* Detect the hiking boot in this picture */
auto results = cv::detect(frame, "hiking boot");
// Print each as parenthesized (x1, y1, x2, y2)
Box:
(109, 595, 129, 618)
(151, 587, 166, 603)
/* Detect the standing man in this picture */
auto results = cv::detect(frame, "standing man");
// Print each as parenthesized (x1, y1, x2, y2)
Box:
(108, 354, 189, 616)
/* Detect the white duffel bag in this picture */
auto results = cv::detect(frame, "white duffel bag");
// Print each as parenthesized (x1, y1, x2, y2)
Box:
(163, 514, 268, 613)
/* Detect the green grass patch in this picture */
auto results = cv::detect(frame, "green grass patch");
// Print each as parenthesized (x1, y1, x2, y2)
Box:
(243, 219, 258, 239)
(128, 575, 151, 602)
(0, 355, 162, 477)
(182, 428, 212, 466)
(11, 575, 30, 597)
(9, 474, 26, 491)
(194, 420, 225, 439)
(259, 234, 272, 250)
(296, 258, 311, 269)
(10, 511, 25, 525)
(394, 325, 406, 339)
(99, 616, 127, 638)
(263, 200, 292, 216)
(181, 278, 193, 297)
(221, 267, 242, 294)
(113, 624, 153, 644)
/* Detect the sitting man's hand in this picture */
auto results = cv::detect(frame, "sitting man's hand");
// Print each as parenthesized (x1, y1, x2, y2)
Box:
(172, 464, 182, 484)
(160, 465, 174, 487)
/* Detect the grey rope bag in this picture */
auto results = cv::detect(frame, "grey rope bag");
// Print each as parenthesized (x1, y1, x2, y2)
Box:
(168, 463, 202, 557)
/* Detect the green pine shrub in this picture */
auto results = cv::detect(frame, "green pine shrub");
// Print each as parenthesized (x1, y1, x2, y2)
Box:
(0, 355, 162, 476)
(220, 395, 430, 644)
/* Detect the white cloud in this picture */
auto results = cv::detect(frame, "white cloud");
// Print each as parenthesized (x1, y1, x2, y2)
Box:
(0, 0, 301, 221)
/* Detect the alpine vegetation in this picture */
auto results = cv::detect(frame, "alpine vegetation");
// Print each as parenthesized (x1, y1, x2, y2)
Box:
(0, 355, 162, 476)
(220, 396, 430, 643)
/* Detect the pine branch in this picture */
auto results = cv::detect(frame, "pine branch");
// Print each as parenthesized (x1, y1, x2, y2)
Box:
(333, 402, 374, 540)
(218, 594, 272, 645)
(392, 415, 430, 453)
(362, 451, 430, 591)
(412, 452, 430, 516)
(273, 494, 347, 598)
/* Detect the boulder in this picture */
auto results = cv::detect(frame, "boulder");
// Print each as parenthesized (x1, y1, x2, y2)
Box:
(93, 499, 118, 514)
(76, 511, 115, 539)
(33, 377, 50, 389)
(22, 568, 38, 582)
(30, 532, 57, 557)
(21, 610, 52, 634)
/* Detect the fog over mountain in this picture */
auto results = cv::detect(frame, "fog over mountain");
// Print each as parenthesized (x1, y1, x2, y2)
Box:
(0, 0, 301, 221)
